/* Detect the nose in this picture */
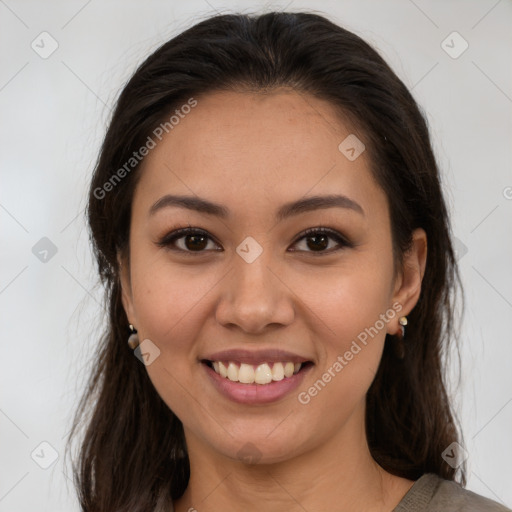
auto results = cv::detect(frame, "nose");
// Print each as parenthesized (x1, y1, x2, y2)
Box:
(215, 251, 295, 334)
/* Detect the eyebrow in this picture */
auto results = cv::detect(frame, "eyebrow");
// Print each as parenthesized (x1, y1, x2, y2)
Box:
(149, 193, 364, 220)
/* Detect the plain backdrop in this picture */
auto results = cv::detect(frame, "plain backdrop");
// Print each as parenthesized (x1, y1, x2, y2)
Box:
(1, 1, 511, 510)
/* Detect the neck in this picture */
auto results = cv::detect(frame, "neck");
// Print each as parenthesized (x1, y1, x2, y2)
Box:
(173, 402, 414, 512)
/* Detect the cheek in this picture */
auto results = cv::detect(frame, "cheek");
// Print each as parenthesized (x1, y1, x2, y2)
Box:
(292, 271, 391, 420)
(130, 245, 394, 359)
(292, 259, 394, 406)
(129, 251, 222, 349)
(293, 260, 393, 348)
(128, 255, 215, 418)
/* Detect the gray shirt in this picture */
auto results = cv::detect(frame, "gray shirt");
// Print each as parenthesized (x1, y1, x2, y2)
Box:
(164, 473, 512, 511)
(392, 473, 512, 511)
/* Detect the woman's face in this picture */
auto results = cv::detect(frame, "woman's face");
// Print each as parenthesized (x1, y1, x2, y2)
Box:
(120, 89, 425, 464)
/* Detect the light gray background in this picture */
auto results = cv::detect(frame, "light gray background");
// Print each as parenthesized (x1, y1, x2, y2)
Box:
(1, 1, 511, 510)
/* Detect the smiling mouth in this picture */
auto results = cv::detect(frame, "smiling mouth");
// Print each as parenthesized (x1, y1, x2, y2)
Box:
(202, 360, 314, 385)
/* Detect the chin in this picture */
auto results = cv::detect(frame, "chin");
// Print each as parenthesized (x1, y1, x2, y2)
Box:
(209, 433, 307, 466)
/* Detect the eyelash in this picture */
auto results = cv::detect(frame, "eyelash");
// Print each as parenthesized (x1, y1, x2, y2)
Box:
(156, 225, 353, 256)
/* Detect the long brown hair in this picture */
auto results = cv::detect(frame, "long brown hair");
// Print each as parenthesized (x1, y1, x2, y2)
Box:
(65, 11, 466, 511)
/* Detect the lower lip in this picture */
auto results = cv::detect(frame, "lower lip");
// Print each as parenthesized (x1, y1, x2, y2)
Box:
(202, 362, 313, 405)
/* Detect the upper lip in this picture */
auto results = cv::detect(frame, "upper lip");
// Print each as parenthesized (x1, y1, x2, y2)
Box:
(202, 348, 313, 365)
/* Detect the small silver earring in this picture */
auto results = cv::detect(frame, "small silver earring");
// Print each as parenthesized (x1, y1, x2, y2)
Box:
(398, 316, 408, 339)
(128, 324, 140, 349)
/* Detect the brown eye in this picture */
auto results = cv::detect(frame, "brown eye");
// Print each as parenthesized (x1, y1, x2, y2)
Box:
(304, 233, 330, 251)
(157, 227, 221, 254)
(290, 227, 352, 254)
(157, 226, 352, 256)
(180, 233, 209, 251)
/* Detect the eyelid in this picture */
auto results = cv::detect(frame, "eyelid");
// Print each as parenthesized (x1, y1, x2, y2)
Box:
(156, 225, 353, 254)
(156, 226, 221, 254)
(290, 227, 353, 252)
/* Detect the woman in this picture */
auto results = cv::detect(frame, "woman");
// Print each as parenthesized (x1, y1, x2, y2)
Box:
(66, 11, 511, 512)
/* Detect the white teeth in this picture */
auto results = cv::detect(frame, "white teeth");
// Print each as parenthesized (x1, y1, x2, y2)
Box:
(255, 363, 272, 384)
(272, 362, 284, 381)
(227, 362, 238, 381)
(284, 362, 294, 378)
(209, 360, 305, 384)
(238, 363, 255, 384)
(218, 361, 228, 378)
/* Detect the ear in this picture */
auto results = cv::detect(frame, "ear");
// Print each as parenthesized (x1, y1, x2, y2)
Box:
(117, 252, 137, 327)
(387, 228, 427, 335)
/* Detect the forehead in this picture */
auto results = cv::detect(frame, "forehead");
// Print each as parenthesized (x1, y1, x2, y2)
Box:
(167, 88, 352, 171)
(134, 89, 385, 221)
